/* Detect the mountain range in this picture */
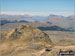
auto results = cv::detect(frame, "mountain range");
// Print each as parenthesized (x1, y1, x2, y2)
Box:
(0, 14, 75, 31)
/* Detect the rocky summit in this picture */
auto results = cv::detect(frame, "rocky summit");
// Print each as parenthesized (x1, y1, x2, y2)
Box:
(0, 24, 53, 56)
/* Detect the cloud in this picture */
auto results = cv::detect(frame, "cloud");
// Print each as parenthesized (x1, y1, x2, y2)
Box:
(1, 11, 74, 17)
(1, 11, 50, 16)
(1, 12, 25, 15)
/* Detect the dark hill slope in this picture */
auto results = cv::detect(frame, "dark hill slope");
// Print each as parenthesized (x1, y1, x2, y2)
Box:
(38, 26, 74, 32)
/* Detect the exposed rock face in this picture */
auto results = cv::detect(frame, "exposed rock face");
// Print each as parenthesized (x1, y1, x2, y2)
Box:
(5, 24, 52, 44)
(0, 24, 53, 56)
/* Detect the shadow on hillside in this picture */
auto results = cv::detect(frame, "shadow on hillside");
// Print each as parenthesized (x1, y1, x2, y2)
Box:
(38, 26, 74, 32)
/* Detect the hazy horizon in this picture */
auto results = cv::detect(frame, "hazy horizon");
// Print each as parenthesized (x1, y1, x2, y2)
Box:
(1, 0, 74, 16)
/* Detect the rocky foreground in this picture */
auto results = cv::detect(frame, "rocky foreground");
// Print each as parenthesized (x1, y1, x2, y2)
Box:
(0, 24, 53, 56)
(0, 24, 75, 56)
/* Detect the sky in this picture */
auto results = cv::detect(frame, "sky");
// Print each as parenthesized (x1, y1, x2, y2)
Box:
(1, 0, 74, 16)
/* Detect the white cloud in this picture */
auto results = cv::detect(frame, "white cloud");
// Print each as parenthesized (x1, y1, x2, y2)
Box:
(1, 11, 74, 17)
(1, 11, 50, 16)
(1, 12, 25, 15)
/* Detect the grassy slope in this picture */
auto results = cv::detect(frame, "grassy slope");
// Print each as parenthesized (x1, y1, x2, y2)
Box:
(44, 31, 75, 46)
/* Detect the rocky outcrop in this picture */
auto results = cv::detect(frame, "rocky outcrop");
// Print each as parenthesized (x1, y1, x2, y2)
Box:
(0, 24, 53, 56)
